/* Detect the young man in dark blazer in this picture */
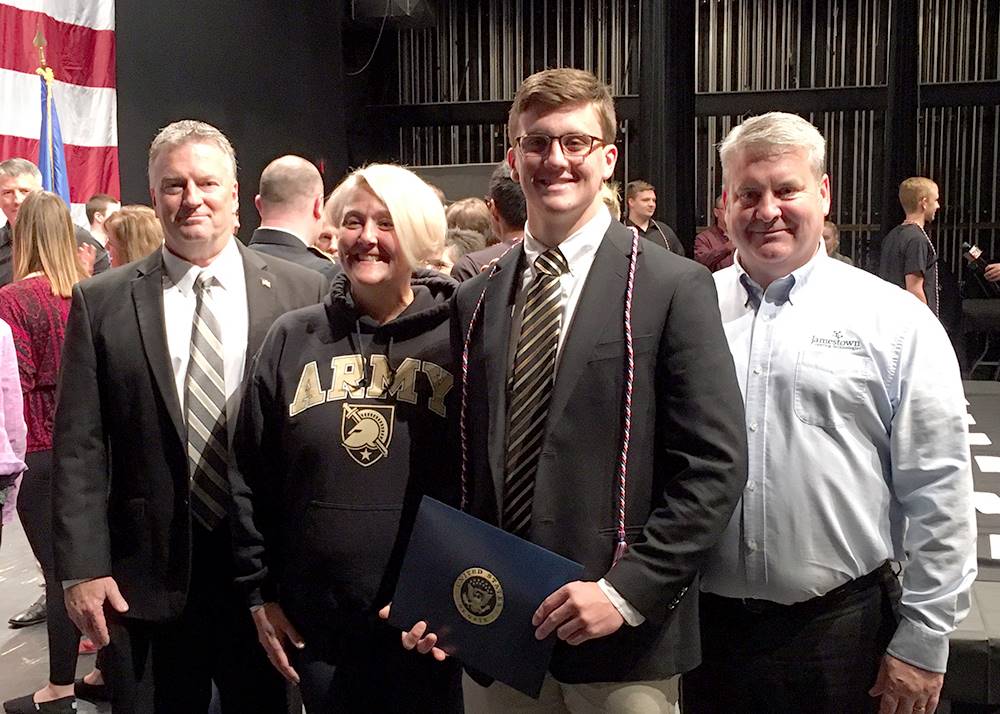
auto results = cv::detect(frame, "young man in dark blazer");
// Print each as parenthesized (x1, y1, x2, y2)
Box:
(51, 120, 327, 713)
(405, 68, 748, 712)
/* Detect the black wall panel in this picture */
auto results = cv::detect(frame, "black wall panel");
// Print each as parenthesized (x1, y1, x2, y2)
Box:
(115, 1, 350, 241)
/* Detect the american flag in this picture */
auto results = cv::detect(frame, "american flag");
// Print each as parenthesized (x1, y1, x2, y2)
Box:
(0, 0, 118, 227)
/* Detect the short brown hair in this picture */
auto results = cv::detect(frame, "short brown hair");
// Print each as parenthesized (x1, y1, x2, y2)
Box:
(85, 193, 119, 224)
(626, 180, 655, 200)
(105, 205, 164, 265)
(507, 68, 617, 145)
(11, 192, 86, 297)
(898, 177, 937, 213)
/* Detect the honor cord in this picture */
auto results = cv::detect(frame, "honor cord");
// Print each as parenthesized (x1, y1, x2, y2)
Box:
(459, 230, 640, 568)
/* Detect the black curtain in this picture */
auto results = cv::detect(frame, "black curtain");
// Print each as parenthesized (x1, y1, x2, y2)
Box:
(115, 1, 349, 241)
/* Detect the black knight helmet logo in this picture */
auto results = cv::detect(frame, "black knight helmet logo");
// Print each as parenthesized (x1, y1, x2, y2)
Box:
(341, 404, 395, 467)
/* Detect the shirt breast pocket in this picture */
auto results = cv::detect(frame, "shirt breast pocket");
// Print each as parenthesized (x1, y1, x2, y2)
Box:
(588, 334, 656, 363)
(793, 349, 873, 429)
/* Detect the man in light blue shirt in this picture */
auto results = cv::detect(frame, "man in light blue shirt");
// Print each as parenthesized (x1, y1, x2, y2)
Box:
(684, 112, 976, 714)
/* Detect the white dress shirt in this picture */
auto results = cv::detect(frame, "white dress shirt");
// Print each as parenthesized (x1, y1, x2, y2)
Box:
(64, 239, 250, 590)
(162, 237, 249, 439)
(518, 208, 644, 626)
(703, 242, 977, 672)
(521, 208, 610, 365)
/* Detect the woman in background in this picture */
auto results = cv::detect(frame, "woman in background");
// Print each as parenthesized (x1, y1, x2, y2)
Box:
(104, 204, 163, 267)
(0, 191, 88, 714)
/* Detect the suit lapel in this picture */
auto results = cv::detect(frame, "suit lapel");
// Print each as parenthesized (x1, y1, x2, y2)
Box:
(241, 243, 280, 362)
(547, 224, 636, 429)
(132, 249, 186, 446)
(480, 244, 523, 506)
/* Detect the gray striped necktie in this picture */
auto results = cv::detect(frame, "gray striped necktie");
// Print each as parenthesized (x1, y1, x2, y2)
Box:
(503, 248, 568, 537)
(185, 272, 230, 530)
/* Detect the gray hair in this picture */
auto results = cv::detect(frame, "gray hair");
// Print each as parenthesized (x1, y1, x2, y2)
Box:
(0, 158, 42, 184)
(719, 112, 826, 184)
(148, 120, 237, 182)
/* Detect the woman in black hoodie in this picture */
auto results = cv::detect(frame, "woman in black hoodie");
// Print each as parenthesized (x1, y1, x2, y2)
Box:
(230, 164, 460, 713)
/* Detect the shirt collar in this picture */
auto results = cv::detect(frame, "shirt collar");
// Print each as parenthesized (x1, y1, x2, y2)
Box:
(625, 217, 650, 233)
(734, 238, 826, 310)
(258, 225, 308, 246)
(162, 236, 242, 295)
(523, 208, 611, 278)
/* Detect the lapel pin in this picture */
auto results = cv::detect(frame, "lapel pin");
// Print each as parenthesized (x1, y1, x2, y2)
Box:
(261, 278, 272, 289)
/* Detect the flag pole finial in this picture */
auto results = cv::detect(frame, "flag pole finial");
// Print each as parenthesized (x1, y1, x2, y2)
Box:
(32, 28, 47, 69)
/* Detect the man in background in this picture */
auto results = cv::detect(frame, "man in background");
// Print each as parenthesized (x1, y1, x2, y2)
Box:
(85, 193, 120, 248)
(822, 220, 853, 265)
(693, 196, 734, 272)
(249, 155, 339, 284)
(0, 159, 109, 286)
(878, 177, 940, 316)
(450, 162, 526, 281)
(624, 180, 685, 256)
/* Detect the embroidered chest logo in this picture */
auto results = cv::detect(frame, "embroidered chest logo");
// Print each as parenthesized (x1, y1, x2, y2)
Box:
(809, 330, 863, 351)
(341, 404, 395, 467)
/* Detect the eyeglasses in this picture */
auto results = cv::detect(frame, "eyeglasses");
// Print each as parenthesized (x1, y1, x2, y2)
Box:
(514, 133, 607, 158)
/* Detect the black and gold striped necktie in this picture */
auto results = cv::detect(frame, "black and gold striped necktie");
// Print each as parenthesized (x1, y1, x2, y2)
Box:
(185, 272, 230, 530)
(503, 248, 569, 537)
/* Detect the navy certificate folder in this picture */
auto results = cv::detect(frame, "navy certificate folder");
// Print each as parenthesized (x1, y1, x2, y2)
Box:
(389, 496, 584, 698)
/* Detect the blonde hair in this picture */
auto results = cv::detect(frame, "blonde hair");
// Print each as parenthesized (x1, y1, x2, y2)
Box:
(508, 68, 617, 145)
(600, 181, 622, 220)
(105, 205, 164, 265)
(719, 112, 826, 185)
(325, 164, 445, 271)
(446, 198, 492, 236)
(11, 191, 86, 297)
(898, 177, 938, 213)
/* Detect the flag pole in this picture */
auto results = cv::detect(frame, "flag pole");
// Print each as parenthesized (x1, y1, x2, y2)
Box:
(33, 30, 55, 183)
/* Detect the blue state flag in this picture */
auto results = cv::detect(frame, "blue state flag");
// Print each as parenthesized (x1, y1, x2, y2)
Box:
(37, 72, 71, 206)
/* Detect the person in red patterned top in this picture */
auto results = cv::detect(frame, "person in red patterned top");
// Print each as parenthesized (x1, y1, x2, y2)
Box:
(0, 191, 88, 714)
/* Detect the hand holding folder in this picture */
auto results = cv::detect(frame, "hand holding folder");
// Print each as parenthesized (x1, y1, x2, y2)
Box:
(531, 580, 627, 645)
(387, 497, 585, 698)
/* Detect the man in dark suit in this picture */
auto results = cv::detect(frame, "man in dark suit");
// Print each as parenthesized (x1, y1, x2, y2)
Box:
(52, 121, 327, 713)
(249, 155, 339, 284)
(450, 162, 525, 281)
(406, 68, 747, 712)
(0, 158, 110, 285)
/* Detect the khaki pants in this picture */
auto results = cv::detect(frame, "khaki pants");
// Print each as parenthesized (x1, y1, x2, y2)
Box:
(462, 672, 680, 714)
